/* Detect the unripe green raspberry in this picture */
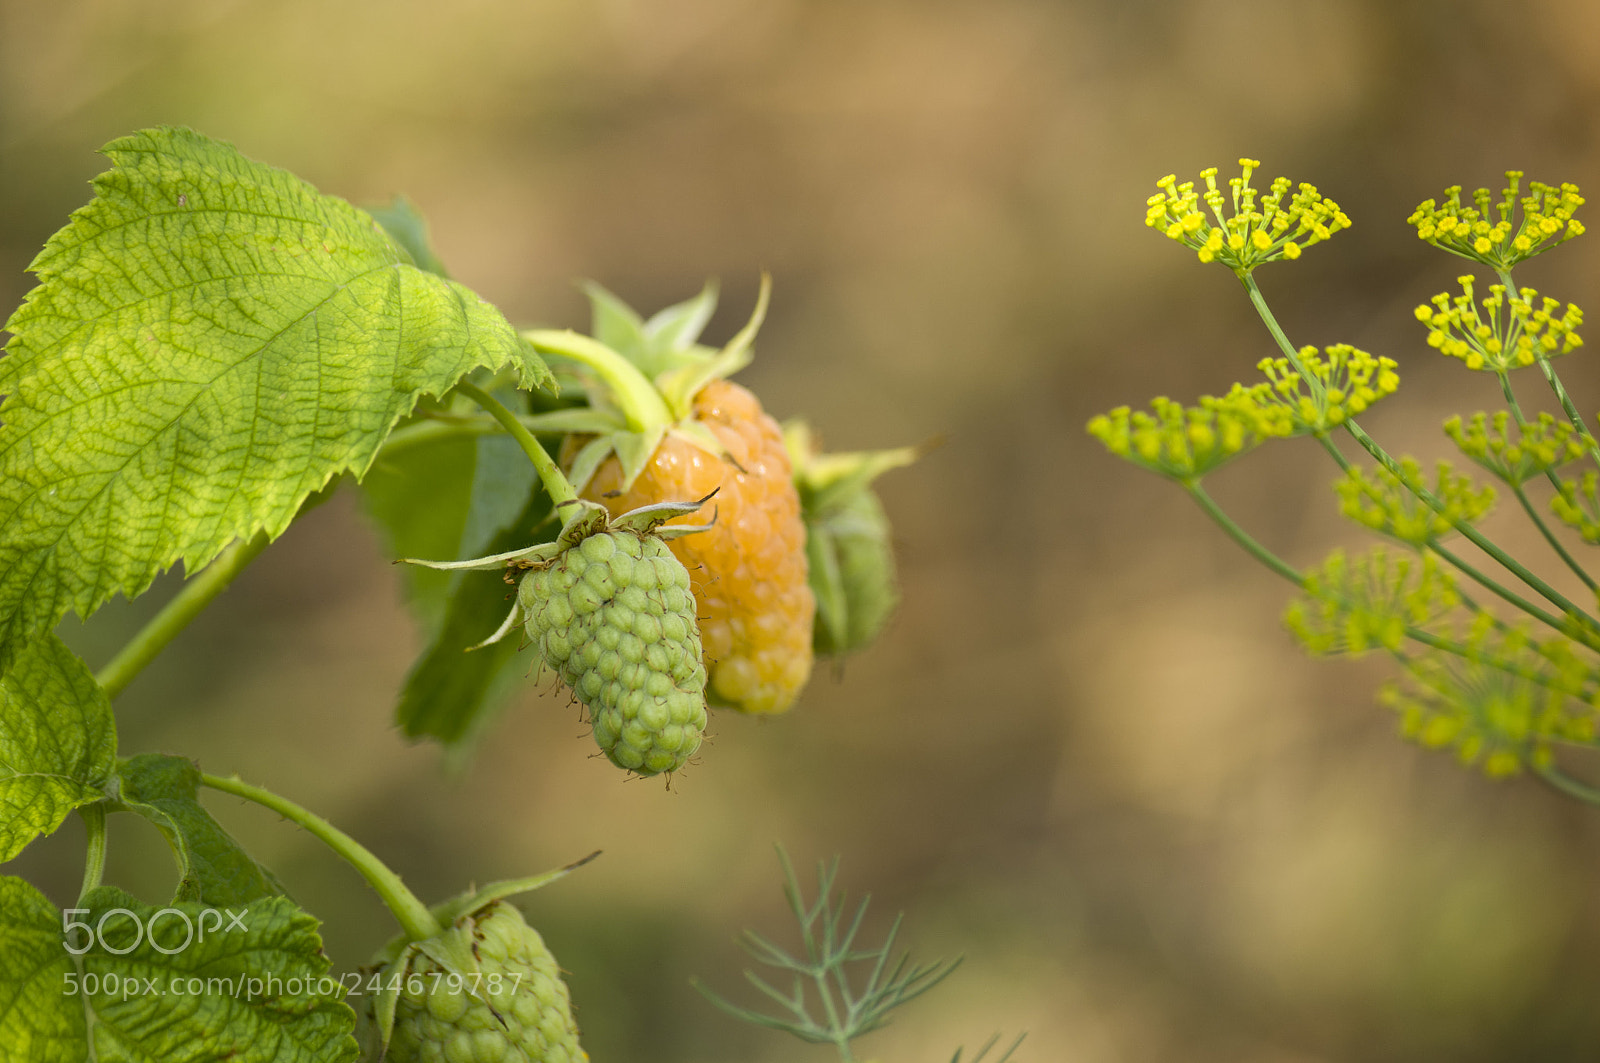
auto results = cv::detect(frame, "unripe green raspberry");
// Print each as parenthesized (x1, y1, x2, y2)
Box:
(783, 421, 915, 658)
(519, 528, 707, 775)
(808, 488, 899, 657)
(387, 902, 585, 1063)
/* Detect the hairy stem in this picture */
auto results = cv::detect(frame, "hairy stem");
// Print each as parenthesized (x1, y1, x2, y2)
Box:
(201, 773, 442, 943)
(78, 803, 107, 902)
(96, 531, 273, 699)
(453, 381, 577, 510)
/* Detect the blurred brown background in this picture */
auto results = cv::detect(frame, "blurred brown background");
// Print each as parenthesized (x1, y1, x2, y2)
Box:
(8, 1, 1600, 1060)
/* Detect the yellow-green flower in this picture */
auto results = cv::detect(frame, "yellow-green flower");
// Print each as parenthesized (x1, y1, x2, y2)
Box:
(1335, 458, 1495, 546)
(1257, 344, 1399, 434)
(1551, 469, 1600, 544)
(1145, 159, 1350, 274)
(1444, 410, 1587, 485)
(1383, 628, 1593, 779)
(1286, 547, 1458, 656)
(1086, 384, 1294, 481)
(1409, 172, 1584, 270)
(1415, 277, 1582, 372)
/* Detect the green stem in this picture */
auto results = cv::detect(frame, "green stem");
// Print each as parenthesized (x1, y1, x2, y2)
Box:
(1343, 416, 1597, 626)
(522, 329, 674, 431)
(1535, 355, 1599, 459)
(1313, 399, 1559, 622)
(1428, 541, 1581, 637)
(379, 409, 624, 462)
(453, 381, 576, 509)
(1241, 274, 1324, 402)
(1492, 266, 1600, 464)
(1314, 432, 1353, 472)
(1380, 612, 1598, 703)
(1510, 481, 1599, 592)
(201, 773, 442, 943)
(1192, 484, 1590, 698)
(812, 967, 850, 1062)
(1242, 271, 1596, 626)
(1536, 763, 1600, 806)
(1496, 368, 1528, 426)
(1186, 482, 1305, 586)
(1493, 370, 1597, 590)
(78, 803, 107, 902)
(96, 531, 273, 699)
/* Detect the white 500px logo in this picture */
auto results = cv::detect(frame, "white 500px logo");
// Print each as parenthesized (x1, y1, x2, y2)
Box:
(62, 908, 249, 955)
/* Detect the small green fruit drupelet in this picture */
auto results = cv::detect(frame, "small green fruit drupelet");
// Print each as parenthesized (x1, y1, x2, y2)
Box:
(519, 528, 708, 775)
(388, 902, 585, 1063)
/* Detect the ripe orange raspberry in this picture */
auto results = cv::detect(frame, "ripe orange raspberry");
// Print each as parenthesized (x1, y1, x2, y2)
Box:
(582, 380, 814, 715)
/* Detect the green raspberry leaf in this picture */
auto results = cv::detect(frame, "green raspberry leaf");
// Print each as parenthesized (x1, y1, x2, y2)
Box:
(394, 476, 555, 750)
(0, 126, 553, 659)
(0, 635, 116, 863)
(0, 876, 81, 1062)
(115, 754, 283, 907)
(362, 433, 481, 629)
(0, 878, 358, 1063)
(362, 423, 538, 632)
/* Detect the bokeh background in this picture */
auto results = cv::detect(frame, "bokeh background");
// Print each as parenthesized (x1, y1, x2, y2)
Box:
(9, 1, 1600, 1060)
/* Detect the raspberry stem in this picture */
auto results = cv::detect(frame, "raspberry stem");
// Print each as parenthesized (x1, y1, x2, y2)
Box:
(77, 803, 107, 903)
(95, 530, 274, 699)
(95, 482, 341, 700)
(453, 380, 577, 509)
(200, 772, 443, 943)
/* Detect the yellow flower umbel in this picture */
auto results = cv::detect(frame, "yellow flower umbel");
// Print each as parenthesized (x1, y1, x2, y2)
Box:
(1335, 458, 1496, 547)
(1409, 172, 1584, 271)
(1445, 411, 1587, 486)
(1381, 625, 1594, 779)
(1145, 158, 1351, 275)
(1256, 344, 1400, 434)
(1086, 385, 1294, 482)
(1415, 276, 1583, 372)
